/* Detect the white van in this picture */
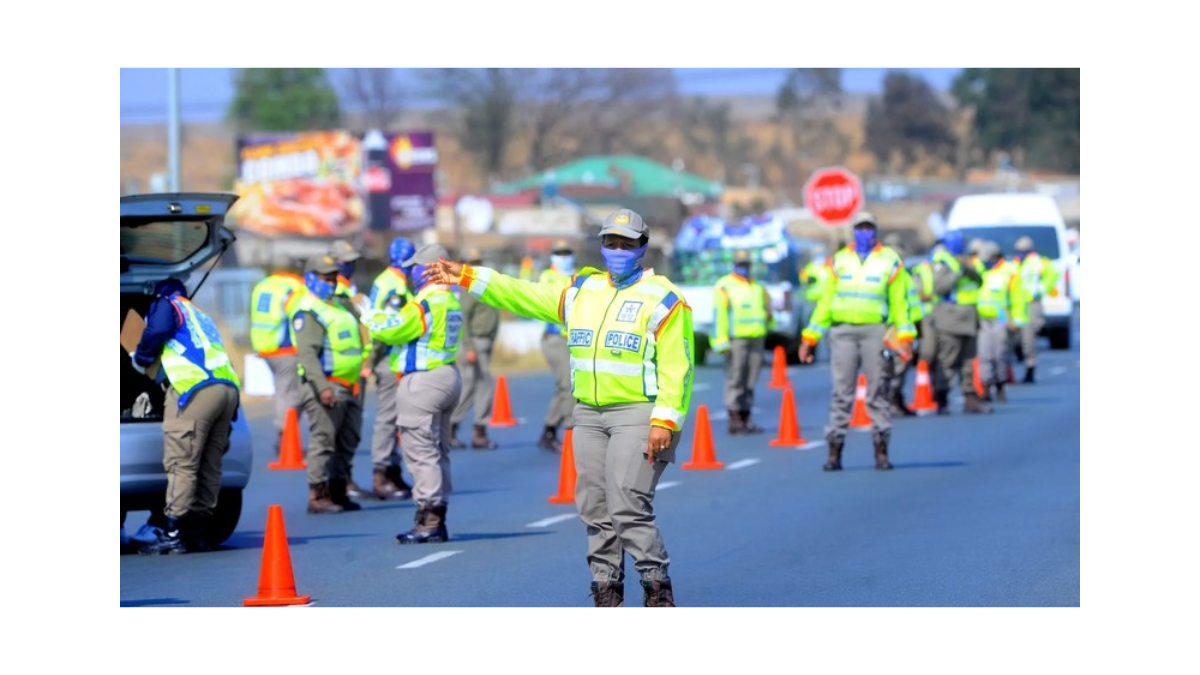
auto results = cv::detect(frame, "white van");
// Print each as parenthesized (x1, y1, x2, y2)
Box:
(945, 192, 1074, 349)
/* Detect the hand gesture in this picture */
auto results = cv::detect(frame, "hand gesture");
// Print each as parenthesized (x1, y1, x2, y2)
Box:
(424, 258, 465, 287)
(798, 342, 814, 364)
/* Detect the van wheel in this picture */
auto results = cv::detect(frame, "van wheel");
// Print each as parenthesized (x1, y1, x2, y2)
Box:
(1048, 326, 1071, 350)
(207, 489, 243, 545)
(694, 334, 710, 367)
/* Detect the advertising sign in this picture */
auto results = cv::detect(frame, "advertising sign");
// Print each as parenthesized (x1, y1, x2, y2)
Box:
(382, 132, 438, 231)
(230, 131, 365, 237)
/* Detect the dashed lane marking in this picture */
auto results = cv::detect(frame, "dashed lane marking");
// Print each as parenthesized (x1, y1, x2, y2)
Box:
(1050, 366, 1067, 376)
(657, 481, 682, 490)
(397, 550, 462, 569)
(527, 514, 577, 528)
(726, 458, 761, 470)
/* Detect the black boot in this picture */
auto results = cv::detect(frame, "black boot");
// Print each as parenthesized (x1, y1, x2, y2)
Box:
(641, 578, 676, 607)
(589, 581, 625, 607)
(328, 478, 363, 511)
(1023, 366, 1036, 383)
(448, 422, 466, 449)
(138, 516, 187, 555)
(537, 425, 561, 453)
(739, 410, 764, 434)
(824, 436, 844, 471)
(471, 424, 498, 450)
(995, 383, 1007, 403)
(934, 389, 951, 416)
(963, 392, 993, 414)
(891, 390, 916, 417)
(397, 504, 449, 544)
(308, 482, 344, 514)
(727, 409, 746, 435)
(873, 432, 893, 471)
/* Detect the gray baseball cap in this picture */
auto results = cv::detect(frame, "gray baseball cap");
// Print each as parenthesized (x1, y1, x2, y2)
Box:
(403, 243, 449, 267)
(328, 239, 362, 263)
(851, 212, 878, 229)
(305, 253, 340, 275)
(599, 208, 649, 239)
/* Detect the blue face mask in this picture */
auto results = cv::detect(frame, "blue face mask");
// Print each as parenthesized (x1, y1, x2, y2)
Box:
(337, 262, 355, 279)
(601, 244, 647, 287)
(304, 272, 336, 302)
(944, 230, 964, 255)
(410, 263, 430, 290)
(854, 228, 876, 255)
(734, 263, 751, 278)
(551, 254, 576, 276)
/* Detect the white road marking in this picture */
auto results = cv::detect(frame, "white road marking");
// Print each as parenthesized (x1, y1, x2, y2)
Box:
(726, 458, 761, 470)
(776, 440, 823, 450)
(526, 513, 577, 528)
(397, 550, 462, 569)
(657, 481, 682, 490)
(693, 382, 712, 392)
(1050, 366, 1067, 376)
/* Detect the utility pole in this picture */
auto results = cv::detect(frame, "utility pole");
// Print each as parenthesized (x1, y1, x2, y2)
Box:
(168, 68, 181, 192)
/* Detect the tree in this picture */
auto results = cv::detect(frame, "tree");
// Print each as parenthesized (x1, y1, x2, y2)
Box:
(521, 69, 605, 172)
(421, 68, 527, 183)
(226, 68, 341, 133)
(572, 69, 679, 157)
(773, 69, 845, 196)
(678, 97, 756, 185)
(951, 68, 1079, 173)
(340, 68, 405, 131)
(864, 70, 956, 173)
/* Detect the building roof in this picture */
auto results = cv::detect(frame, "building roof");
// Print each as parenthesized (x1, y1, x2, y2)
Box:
(494, 155, 723, 200)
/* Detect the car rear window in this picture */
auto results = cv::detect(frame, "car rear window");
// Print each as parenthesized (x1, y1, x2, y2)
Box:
(120, 218, 210, 265)
(953, 225, 1062, 259)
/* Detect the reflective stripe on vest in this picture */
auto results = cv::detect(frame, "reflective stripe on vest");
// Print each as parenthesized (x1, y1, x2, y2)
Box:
(392, 287, 462, 374)
(716, 276, 769, 339)
(828, 248, 899, 324)
(978, 261, 1015, 320)
(249, 273, 304, 355)
(159, 297, 240, 407)
(292, 294, 365, 384)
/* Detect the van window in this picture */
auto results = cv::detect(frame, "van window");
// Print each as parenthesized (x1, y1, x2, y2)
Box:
(953, 225, 1061, 259)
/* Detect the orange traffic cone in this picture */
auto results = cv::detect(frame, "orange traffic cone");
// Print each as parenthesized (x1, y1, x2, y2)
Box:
(972, 357, 985, 397)
(849, 373, 871, 428)
(488, 374, 518, 427)
(244, 505, 311, 607)
(548, 429, 576, 504)
(768, 345, 789, 389)
(682, 405, 724, 470)
(911, 360, 937, 415)
(770, 385, 809, 447)
(268, 408, 305, 470)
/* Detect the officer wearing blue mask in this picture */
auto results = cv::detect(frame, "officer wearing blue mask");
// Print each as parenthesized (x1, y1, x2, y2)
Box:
(931, 228, 988, 414)
(712, 249, 773, 434)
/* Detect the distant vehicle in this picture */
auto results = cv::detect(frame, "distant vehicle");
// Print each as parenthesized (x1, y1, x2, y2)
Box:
(121, 192, 254, 546)
(670, 214, 819, 365)
(945, 192, 1074, 349)
(1066, 244, 1080, 303)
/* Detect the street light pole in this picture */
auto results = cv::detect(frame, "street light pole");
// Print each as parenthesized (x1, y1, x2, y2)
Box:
(168, 68, 181, 192)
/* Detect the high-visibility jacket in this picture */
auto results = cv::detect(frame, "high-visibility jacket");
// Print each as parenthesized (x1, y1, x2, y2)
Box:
(290, 292, 366, 388)
(368, 267, 413, 313)
(1015, 251, 1060, 302)
(538, 266, 571, 336)
(249, 272, 305, 356)
(159, 296, 241, 407)
(712, 272, 772, 351)
(899, 266, 924, 324)
(366, 285, 463, 374)
(933, 249, 984, 306)
(458, 264, 694, 433)
(978, 259, 1029, 325)
(911, 260, 935, 316)
(801, 244, 915, 346)
(801, 258, 832, 304)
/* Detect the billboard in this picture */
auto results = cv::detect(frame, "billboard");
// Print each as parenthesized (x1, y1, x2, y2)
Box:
(380, 132, 438, 231)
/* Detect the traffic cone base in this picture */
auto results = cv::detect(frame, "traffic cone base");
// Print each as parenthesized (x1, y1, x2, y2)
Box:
(548, 429, 577, 504)
(489, 374, 519, 427)
(682, 405, 724, 470)
(268, 408, 306, 470)
(770, 386, 809, 447)
(849, 373, 871, 428)
(244, 505, 311, 607)
(911, 360, 938, 415)
(768, 345, 789, 389)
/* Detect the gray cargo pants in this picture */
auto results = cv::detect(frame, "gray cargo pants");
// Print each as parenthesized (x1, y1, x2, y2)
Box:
(825, 323, 890, 441)
(723, 336, 765, 412)
(397, 364, 462, 507)
(370, 358, 403, 471)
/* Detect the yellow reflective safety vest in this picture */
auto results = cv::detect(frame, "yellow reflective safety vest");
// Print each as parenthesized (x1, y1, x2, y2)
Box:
(911, 260, 935, 315)
(802, 245, 915, 345)
(1016, 252, 1060, 302)
(979, 259, 1029, 325)
(366, 284, 463, 374)
(538, 266, 571, 336)
(712, 272, 772, 351)
(368, 267, 413, 313)
(249, 272, 305, 356)
(158, 296, 241, 407)
(290, 293, 365, 387)
(801, 258, 832, 304)
(458, 264, 694, 432)
(933, 249, 984, 306)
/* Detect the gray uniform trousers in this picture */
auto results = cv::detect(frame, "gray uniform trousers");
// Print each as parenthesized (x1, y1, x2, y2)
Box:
(1019, 300, 1046, 368)
(825, 323, 890, 441)
(162, 384, 240, 520)
(572, 401, 678, 584)
(934, 332, 977, 395)
(917, 315, 938, 365)
(301, 381, 362, 487)
(723, 336, 765, 411)
(370, 358, 403, 471)
(266, 354, 303, 438)
(397, 364, 462, 507)
(451, 337, 494, 426)
(542, 333, 575, 428)
(976, 318, 1009, 388)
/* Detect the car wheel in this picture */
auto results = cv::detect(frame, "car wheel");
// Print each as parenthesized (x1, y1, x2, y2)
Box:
(1048, 326, 1071, 350)
(208, 489, 243, 545)
(694, 334, 710, 367)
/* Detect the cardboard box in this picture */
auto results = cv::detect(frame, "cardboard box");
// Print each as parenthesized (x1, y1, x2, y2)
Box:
(121, 309, 160, 378)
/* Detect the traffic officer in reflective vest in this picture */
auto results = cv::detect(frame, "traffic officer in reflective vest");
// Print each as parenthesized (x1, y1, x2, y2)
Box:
(131, 278, 242, 554)
(1012, 235, 1059, 383)
(798, 212, 914, 471)
(423, 208, 695, 608)
(976, 240, 1027, 404)
(931, 230, 989, 414)
(292, 254, 367, 514)
(366, 244, 463, 544)
(364, 237, 416, 500)
(248, 261, 306, 456)
(711, 248, 773, 434)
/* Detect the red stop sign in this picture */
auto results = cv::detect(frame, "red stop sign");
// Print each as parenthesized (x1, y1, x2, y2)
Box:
(804, 167, 862, 226)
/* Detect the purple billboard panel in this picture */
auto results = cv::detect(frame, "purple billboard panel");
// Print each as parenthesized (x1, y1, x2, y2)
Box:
(384, 132, 438, 231)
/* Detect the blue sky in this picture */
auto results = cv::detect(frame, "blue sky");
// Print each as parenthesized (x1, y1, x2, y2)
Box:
(120, 67, 963, 125)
